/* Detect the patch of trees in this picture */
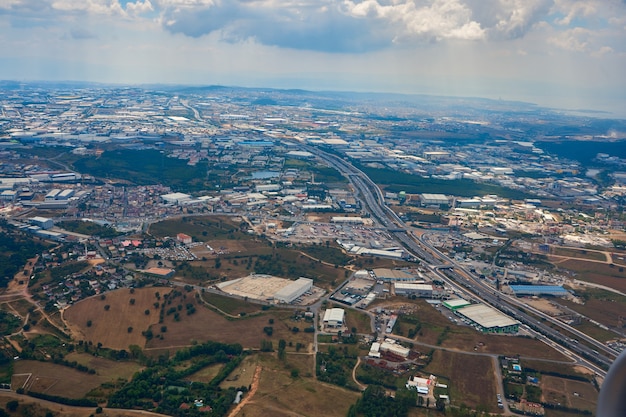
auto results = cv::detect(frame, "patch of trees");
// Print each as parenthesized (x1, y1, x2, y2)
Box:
(27, 391, 97, 407)
(57, 220, 122, 238)
(316, 345, 358, 389)
(49, 260, 90, 280)
(0, 230, 49, 287)
(346, 385, 412, 417)
(108, 341, 245, 416)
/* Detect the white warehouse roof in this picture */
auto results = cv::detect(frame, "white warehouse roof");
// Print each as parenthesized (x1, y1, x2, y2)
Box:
(457, 304, 518, 329)
(323, 308, 345, 323)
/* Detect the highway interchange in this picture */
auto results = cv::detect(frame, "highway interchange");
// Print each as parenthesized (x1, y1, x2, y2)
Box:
(299, 142, 616, 377)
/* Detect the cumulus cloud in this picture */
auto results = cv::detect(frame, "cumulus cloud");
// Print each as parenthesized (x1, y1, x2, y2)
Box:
(156, 0, 569, 52)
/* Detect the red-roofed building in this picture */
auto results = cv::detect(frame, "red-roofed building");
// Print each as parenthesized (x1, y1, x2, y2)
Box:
(177, 233, 192, 244)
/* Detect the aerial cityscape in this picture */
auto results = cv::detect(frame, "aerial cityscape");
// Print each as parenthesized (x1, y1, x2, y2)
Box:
(1, 0, 626, 416)
(0, 82, 624, 417)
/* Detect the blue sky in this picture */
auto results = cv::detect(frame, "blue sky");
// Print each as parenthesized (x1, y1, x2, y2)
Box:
(1, 0, 625, 115)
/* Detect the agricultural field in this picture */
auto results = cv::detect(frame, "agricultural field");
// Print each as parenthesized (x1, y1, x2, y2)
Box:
(541, 375, 598, 413)
(64, 287, 170, 350)
(424, 350, 498, 412)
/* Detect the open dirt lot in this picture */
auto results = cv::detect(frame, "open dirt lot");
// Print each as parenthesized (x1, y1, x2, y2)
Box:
(221, 355, 259, 389)
(541, 375, 598, 413)
(64, 287, 171, 350)
(424, 350, 498, 412)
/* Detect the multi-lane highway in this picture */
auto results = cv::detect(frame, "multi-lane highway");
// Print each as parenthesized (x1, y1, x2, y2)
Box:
(299, 142, 615, 375)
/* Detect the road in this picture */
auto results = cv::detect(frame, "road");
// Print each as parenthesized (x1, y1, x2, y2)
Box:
(297, 141, 614, 376)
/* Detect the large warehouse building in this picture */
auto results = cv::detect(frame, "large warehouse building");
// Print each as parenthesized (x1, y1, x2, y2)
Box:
(456, 304, 519, 334)
(395, 283, 442, 298)
(509, 285, 570, 297)
(274, 277, 313, 303)
(323, 308, 345, 329)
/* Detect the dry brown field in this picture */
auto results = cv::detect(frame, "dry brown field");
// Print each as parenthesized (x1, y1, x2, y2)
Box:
(64, 287, 171, 350)
(220, 355, 259, 389)
(549, 247, 607, 262)
(63, 352, 142, 380)
(343, 306, 373, 334)
(144, 295, 313, 352)
(521, 359, 594, 379)
(559, 293, 626, 329)
(442, 333, 569, 361)
(557, 259, 626, 293)
(424, 350, 498, 412)
(234, 354, 360, 417)
(541, 375, 598, 413)
(12, 360, 105, 399)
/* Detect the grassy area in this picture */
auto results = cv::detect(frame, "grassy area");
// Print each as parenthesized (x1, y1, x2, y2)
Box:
(424, 349, 497, 412)
(558, 287, 626, 328)
(199, 291, 266, 316)
(358, 165, 534, 199)
(557, 259, 626, 293)
(342, 307, 373, 334)
(551, 247, 607, 262)
(57, 220, 123, 238)
(73, 149, 209, 192)
(149, 215, 251, 241)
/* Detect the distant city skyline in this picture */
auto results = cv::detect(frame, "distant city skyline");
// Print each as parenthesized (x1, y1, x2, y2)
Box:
(1, 0, 625, 117)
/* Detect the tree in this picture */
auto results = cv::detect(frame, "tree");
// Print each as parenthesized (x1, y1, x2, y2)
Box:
(104, 304, 110, 311)
(129, 298, 136, 305)
(6, 400, 18, 412)
(127, 327, 133, 333)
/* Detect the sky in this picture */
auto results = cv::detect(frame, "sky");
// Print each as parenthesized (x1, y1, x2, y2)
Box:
(1, 0, 626, 116)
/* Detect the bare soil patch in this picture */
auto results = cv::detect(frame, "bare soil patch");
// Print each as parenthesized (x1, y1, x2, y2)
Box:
(64, 287, 170, 349)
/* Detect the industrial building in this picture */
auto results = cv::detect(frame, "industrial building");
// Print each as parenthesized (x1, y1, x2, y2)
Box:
(274, 277, 313, 303)
(380, 339, 410, 358)
(372, 268, 417, 282)
(443, 298, 471, 310)
(509, 285, 570, 297)
(420, 193, 449, 206)
(322, 308, 345, 328)
(30, 216, 54, 230)
(406, 375, 435, 394)
(456, 304, 519, 334)
(394, 283, 440, 298)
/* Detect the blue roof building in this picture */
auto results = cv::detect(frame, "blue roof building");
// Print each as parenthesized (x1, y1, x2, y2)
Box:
(509, 285, 570, 297)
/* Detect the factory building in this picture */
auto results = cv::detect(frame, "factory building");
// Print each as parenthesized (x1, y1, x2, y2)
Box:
(394, 283, 443, 298)
(274, 277, 313, 303)
(508, 285, 570, 297)
(322, 308, 345, 328)
(456, 304, 519, 334)
(420, 193, 449, 206)
(443, 298, 471, 311)
(372, 268, 417, 282)
(406, 375, 435, 394)
(380, 339, 410, 358)
(30, 216, 54, 230)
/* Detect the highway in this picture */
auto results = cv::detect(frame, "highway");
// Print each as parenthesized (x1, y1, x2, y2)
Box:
(298, 142, 615, 375)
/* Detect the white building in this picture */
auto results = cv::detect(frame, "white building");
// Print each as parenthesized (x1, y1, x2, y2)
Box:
(323, 308, 345, 328)
(420, 193, 449, 206)
(394, 283, 439, 298)
(30, 216, 54, 230)
(274, 277, 313, 303)
(161, 192, 191, 205)
(380, 340, 410, 358)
